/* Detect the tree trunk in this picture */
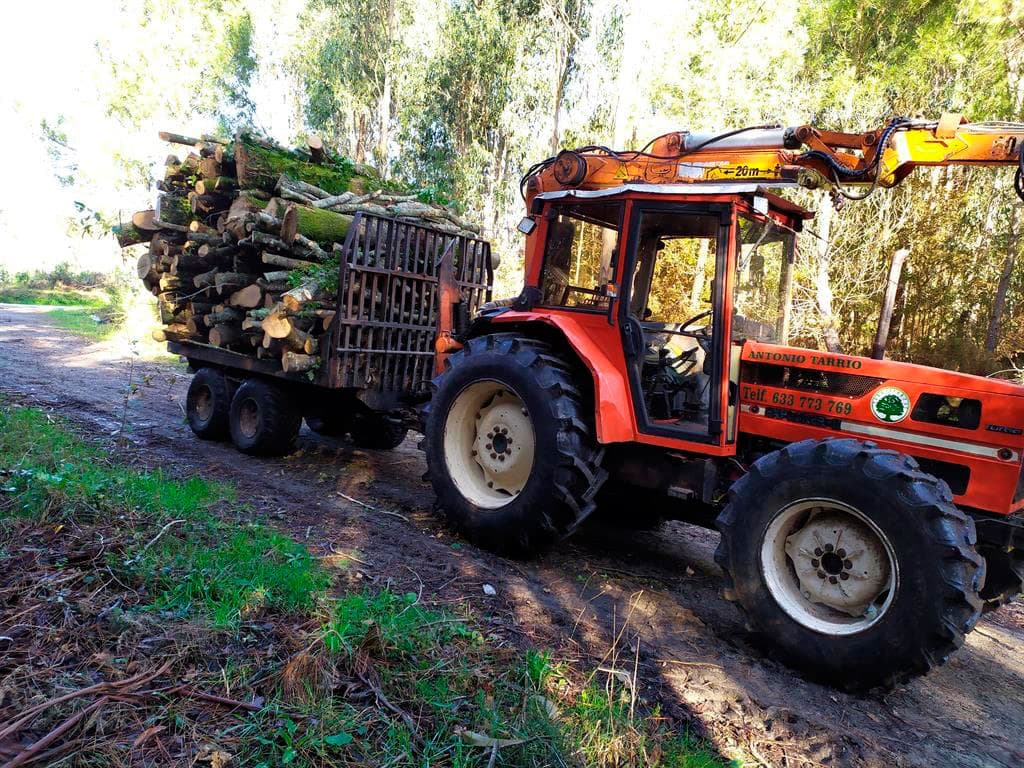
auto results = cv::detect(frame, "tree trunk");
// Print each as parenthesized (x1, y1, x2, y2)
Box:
(986, 208, 1019, 352)
(777, 251, 795, 344)
(814, 192, 842, 353)
(872, 247, 910, 359)
(308, 135, 325, 164)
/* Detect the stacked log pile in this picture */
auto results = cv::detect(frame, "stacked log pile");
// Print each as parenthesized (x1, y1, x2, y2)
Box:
(115, 131, 481, 374)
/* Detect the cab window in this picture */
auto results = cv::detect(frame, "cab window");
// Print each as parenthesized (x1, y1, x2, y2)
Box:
(540, 202, 622, 310)
(732, 215, 795, 343)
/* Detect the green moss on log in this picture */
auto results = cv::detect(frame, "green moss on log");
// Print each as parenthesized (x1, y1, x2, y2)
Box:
(292, 205, 353, 245)
(236, 133, 362, 195)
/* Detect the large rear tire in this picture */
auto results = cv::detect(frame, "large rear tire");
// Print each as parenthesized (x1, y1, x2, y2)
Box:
(186, 368, 232, 440)
(229, 379, 302, 456)
(715, 438, 984, 690)
(423, 333, 606, 557)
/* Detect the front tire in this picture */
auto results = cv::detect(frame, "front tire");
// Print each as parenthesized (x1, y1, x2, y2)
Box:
(229, 379, 302, 456)
(715, 438, 984, 690)
(423, 333, 606, 556)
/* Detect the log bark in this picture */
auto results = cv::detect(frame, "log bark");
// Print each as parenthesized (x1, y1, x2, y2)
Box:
(270, 200, 352, 246)
(189, 192, 230, 215)
(198, 157, 223, 180)
(277, 174, 331, 201)
(281, 281, 323, 312)
(204, 307, 244, 327)
(214, 272, 252, 292)
(113, 222, 148, 247)
(194, 268, 219, 289)
(261, 251, 318, 270)
(282, 351, 317, 373)
(208, 323, 242, 347)
(159, 131, 223, 147)
(156, 192, 192, 227)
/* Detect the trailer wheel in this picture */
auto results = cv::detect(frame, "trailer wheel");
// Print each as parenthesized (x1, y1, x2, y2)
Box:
(350, 414, 408, 450)
(229, 379, 302, 456)
(715, 438, 984, 690)
(186, 368, 232, 440)
(423, 333, 606, 556)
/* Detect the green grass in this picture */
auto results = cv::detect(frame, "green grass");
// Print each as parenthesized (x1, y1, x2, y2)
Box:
(0, 404, 734, 767)
(0, 405, 328, 626)
(0, 286, 108, 307)
(45, 307, 121, 340)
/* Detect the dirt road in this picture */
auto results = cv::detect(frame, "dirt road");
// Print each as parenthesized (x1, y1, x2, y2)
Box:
(2, 303, 1022, 768)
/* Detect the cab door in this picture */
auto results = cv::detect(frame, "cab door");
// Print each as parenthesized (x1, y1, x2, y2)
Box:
(617, 202, 733, 444)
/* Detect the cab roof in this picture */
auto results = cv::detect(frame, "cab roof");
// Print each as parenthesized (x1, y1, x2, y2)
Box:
(535, 182, 815, 221)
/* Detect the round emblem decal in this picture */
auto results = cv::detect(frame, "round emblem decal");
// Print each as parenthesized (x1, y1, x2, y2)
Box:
(870, 387, 911, 423)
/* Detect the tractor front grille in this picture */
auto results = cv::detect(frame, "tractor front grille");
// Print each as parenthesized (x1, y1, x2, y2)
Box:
(741, 363, 884, 398)
(1015, 464, 1024, 505)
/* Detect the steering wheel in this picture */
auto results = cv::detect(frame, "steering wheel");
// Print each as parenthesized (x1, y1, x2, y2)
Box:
(678, 308, 714, 340)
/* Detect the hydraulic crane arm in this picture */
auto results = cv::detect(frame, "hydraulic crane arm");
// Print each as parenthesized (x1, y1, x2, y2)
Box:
(523, 113, 1024, 203)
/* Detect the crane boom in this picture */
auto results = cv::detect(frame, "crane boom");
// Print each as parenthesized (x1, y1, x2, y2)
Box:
(523, 113, 1024, 203)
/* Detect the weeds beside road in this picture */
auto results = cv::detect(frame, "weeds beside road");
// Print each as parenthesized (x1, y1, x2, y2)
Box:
(0, 404, 728, 767)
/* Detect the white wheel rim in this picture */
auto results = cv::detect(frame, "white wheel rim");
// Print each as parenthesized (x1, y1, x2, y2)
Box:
(443, 381, 536, 509)
(760, 498, 898, 636)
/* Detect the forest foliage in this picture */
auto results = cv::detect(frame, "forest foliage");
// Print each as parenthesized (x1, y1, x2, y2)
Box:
(95, 0, 1023, 375)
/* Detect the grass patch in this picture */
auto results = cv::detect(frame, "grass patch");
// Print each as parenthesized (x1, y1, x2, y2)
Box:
(0, 286, 108, 306)
(0, 405, 327, 625)
(0, 404, 733, 767)
(45, 307, 120, 340)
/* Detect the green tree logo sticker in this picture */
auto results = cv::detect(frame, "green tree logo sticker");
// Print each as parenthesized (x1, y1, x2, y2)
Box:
(870, 387, 912, 423)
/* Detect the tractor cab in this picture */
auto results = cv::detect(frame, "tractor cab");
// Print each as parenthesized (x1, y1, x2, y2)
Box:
(517, 183, 810, 451)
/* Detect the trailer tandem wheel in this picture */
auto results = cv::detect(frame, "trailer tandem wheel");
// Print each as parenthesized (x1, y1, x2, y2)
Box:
(185, 367, 233, 440)
(228, 378, 302, 456)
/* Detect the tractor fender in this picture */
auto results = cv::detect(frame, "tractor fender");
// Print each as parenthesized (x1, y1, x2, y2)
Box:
(484, 310, 635, 444)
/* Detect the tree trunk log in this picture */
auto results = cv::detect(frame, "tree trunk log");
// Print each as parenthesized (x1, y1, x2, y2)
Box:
(113, 222, 148, 247)
(261, 251, 317, 270)
(204, 307, 244, 327)
(132, 209, 160, 232)
(228, 283, 263, 308)
(308, 135, 325, 164)
(208, 323, 242, 347)
(282, 351, 317, 373)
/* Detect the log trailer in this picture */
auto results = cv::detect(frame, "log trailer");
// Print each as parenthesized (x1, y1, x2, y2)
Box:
(180, 114, 1024, 689)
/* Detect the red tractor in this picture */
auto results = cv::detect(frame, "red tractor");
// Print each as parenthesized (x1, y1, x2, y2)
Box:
(421, 115, 1024, 688)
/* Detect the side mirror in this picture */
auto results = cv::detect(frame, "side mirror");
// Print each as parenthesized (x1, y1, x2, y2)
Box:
(517, 216, 537, 235)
